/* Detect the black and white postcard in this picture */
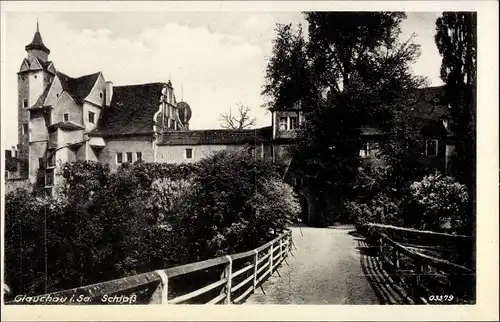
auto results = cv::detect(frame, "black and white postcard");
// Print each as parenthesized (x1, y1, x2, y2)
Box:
(1, 1, 498, 321)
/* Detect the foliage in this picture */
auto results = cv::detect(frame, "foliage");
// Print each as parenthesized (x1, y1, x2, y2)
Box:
(263, 12, 426, 223)
(4, 189, 66, 297)
(180, 150, 299, 259)
(347, 173, 469, 235)
(219, 103, 257, 129)
(305, 12, 408, 92)
(405, 173, 469, 234)
(261, 23, 318, 111)
(4, 152, 300, 298)
(434, 12, 476, 235)
(346, 193, 403, 227)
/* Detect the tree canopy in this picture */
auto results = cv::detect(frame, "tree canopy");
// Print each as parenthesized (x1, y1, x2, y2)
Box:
(435, 12, 476, 191)
(434, 11, 477, 236)
(263, 12, 427, 224)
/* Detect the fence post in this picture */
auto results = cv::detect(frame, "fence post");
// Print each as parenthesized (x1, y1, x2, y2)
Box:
(379, 238, 384, 267)
(395, 250, 400, 269)
(279, 237, 283, 262)
(414, 261, 423, 300)
(269, 243, 274, 275)
(253, 250, 259, 290)
(152, 270, 169, 304)
(224, 256, 233, 304)
(289, 230, 293, 252)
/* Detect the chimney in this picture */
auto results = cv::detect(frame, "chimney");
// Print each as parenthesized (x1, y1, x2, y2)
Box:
(105, 81, 113, 106)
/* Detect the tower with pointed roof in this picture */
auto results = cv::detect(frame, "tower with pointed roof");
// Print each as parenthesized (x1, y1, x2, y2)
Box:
(25, 20, 51, 62)
(17, 21, 56, 178)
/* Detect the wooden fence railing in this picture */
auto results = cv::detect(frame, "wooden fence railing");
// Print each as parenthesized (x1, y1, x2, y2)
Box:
(6, 230, 293, 305)
(361, 223, 475, 304)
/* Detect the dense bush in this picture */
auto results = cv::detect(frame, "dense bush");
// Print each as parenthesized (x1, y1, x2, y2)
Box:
(347, 173, 469, 235)
(346, 193, 403, 227)
(4, 150, 300, 298)
(404, 173, 469, 234)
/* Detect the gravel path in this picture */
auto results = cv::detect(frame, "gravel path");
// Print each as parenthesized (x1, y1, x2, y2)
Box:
(243, 226, 384, 304)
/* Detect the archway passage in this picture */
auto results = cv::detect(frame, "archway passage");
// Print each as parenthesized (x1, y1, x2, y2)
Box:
(298, 194, 309, 225)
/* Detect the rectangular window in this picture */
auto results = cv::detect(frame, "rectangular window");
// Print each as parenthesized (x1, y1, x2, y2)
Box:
(89, 111, 95, 124)
(39, 157, 45, 169)
(426, 140, 438, 156)
(136, 152, 143, 162)
(185, 148, 193, 159)
(47, 153, 55, 167)
(63, 113, 69, 122)
(126, 152, 133, 163)
(23, 99, 28, 108)
(359, 142, 369, 158)
(22, 123, 28, 135)
(116, 152, 123, 164)
(45, 170, 54, 186)
(289, 117, 298, 130)
(279, 117, 288, 131)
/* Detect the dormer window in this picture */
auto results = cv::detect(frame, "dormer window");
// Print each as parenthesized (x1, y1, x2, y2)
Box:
(63, 113, 69, 122)
(279, 117, 288, 131)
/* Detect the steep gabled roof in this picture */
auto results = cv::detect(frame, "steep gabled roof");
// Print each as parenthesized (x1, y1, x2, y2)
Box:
(56, 71, 101, 105)
(92, 83, 165, 136)
(157, 126, 273, 145)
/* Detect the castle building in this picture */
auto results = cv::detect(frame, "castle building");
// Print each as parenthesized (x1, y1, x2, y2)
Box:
(11, 23, 456, 225)
(15, 23, 303, 197)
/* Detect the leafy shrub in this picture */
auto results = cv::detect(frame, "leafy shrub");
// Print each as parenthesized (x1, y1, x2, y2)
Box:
(404, 173, 469, 234)
(346, 193, 403, 227)
(349, 173, 469, 235)
(4, 189, 66, 297)
(5, 151, 300, 298)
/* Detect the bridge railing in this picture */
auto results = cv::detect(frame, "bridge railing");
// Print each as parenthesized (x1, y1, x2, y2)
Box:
(360, 223, 475, 304)
(6, 229, 293, 305)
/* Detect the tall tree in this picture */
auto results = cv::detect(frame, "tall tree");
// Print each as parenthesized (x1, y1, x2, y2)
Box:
(263, 12, 426, 225)
(434, 12, 476, 194)
(262, 23, 318, 111)
(219, 104, 256, 130)
(434, 12, 476, 270)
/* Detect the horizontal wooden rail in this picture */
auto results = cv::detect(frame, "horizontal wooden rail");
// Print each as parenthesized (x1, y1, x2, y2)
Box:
(379, 233, 472, 274)
(359, 223, 475, 304)
(364, 223, 470, 239)
(7, 229, 293, 305)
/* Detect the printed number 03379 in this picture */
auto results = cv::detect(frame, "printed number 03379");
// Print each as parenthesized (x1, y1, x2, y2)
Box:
(428, 295, 454, 302)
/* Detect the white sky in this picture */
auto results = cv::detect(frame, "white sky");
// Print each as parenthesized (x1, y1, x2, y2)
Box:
(2, 10, 443, 148)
